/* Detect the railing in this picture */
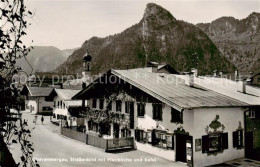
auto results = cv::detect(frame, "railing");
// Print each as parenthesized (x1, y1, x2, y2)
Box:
(61, 127, 86, 143)
(86, 134, 107, 150)
(61, 127, 134, 151)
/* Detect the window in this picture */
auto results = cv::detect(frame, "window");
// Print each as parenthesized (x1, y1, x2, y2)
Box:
(92, 99, 97, 108)
(202, 133, 228, 153)
(57, 101, 59, 107)
(107, 102, 112, 110)
(137, 103, 145, 117)
(88, 121, 93, 130)
(100, 123, 110, 135)
(233, 130, 243, 149)
(42, 107, 52, 111)
(54, 101, 56, 107)
(152, 103, 162, 121)
(249, 109, 255, 118)
(99, 99, 104, 109)
(116, 100, 122, 112)
(171, 108, 183, 123)
(121, 129, 131, 138)
(125, 101, 130, 114)
(88, 121, 98, 132)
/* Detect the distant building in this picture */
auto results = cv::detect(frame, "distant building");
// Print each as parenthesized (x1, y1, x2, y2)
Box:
(73, 68, 250, 167)
(48, 88, 86, 128)
(251, 70, 260, 86)
(20, 85, 53, 114)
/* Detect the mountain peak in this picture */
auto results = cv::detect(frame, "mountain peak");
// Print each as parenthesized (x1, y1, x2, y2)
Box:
(143, 3, 176, 23)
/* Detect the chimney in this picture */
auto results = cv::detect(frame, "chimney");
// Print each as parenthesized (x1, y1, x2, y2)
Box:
(185, 73, 194, 87)
(147, 61, 159, 73)
(213, 70, 218, 77)
(219, 71, 223, 77)
(235, 70, 239, 81)
(237, 79, 246, 93)
(191, 68, 198, 77)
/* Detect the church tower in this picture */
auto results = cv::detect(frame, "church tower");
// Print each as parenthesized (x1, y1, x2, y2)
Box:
(82, 49, 92, 89)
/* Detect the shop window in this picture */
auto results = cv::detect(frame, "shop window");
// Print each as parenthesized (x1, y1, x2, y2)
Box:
(137, 103, 145, 117)
(116, 100, 122, 112)
(92, 99, 97, 108)
(202, 133, 228, 153)
(152, 103, 162, 121)
(135, 129, 144, 142)
(233, 130, 243, 149)
(99, 99, 104, 109)
(171, 108, 183, 123)
(151, 130, 168, 149)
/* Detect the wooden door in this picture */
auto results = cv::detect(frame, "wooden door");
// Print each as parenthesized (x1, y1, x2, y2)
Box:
(176, 133, 187, 162)
(129, 102, 134, 129)
(245, 132, 253, 159)
(113, 123, 120, 138)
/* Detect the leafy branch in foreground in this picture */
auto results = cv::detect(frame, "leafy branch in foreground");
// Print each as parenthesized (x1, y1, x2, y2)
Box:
(0, 0, 39, 166)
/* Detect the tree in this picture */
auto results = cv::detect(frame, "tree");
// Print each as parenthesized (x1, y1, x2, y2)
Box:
(0, 0, 39, 166)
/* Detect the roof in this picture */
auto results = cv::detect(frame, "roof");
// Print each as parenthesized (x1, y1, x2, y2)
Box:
(55, 89, 81, 100)
(21, 85, 53, 97)
(174, 75, 260, 105)
(73, 69, 248, 111)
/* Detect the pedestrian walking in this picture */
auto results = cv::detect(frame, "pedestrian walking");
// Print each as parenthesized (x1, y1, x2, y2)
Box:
(33, 115, 37, 124)
(41, 116, 44, 124)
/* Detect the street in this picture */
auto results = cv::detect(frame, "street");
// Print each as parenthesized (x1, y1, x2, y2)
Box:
(10, 112, 186, 167)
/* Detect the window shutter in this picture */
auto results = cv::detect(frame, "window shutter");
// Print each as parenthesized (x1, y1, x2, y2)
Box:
(255, 110, 260, 119)
(160, 106, 163, 121)
(233, 131, 238, 148)
(135, 130, 140, 141)
(172, 135, 175, 150)
(180, 111, 183, 124)
(202, 135, 209, 153)
(152, 130, 156, 146)
(240, 130, 244, 147)
(222, 132, 229, 149)
(152, 104, 155, 119)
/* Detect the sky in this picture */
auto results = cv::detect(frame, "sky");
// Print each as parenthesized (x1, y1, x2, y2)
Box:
(23, 0, 260, 50)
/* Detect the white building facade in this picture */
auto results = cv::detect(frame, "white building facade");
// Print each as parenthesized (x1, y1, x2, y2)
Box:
(73, 69, 249, 167)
